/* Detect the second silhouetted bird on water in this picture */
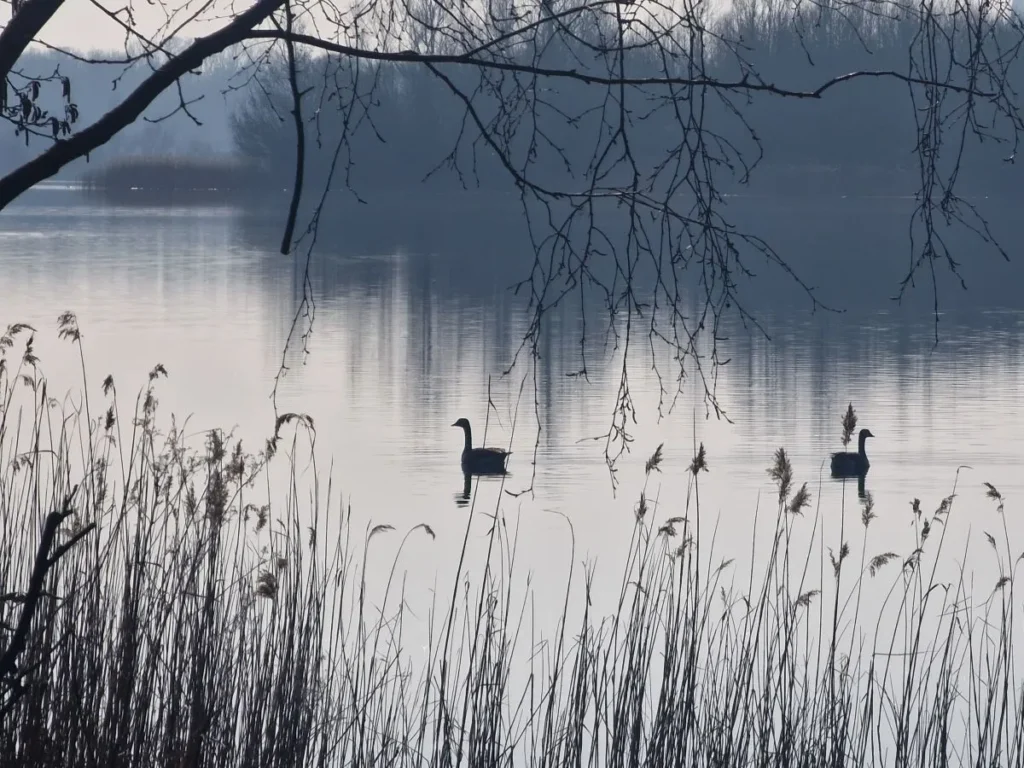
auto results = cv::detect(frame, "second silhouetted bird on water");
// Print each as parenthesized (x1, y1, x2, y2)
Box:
(831, 428, 874, 477)
(452, 418, 511, 474)
(456, 415, 870, 479)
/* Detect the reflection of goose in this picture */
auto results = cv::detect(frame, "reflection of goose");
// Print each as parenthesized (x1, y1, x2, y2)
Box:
(830, 429, 874, 477)
(455, 472, 472, 508)
(452, 418, 511, 474)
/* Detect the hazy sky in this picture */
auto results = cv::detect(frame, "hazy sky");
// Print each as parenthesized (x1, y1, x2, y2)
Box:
(3, 0, 225, 54)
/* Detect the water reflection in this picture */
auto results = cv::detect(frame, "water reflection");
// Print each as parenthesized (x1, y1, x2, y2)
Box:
(3, 189, 1024, 577)
(456, 472, 472, 507)
(455, 471, 514, 510)
(829, 474, 870, 501)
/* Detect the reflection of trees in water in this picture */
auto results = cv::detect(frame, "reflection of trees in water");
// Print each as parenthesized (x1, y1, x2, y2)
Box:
(234, 198, 1024, 363)
(5, 0, 1024, 494)
(229, 201, 1024, 487)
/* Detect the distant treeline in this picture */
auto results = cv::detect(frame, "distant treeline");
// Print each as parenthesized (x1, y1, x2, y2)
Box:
(81, 155, 269, 204)
(1, 47, 243, 180)
(7, 0, 1019, 202)
(226, 0, 1021, 202)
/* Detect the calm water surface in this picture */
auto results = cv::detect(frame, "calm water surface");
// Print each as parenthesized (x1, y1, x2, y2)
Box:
(3, 187, 1024, 614)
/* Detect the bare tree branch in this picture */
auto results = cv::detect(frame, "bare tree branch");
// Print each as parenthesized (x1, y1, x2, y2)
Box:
(246, 29, 1005, 100)
(0, 0, 285, 209)
(0, 0, 65, 83)
(278, 0, 307, 255)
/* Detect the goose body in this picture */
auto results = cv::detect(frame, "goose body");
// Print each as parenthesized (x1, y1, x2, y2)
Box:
(831, 428, 874, 477)
(452, 418, 511, 474)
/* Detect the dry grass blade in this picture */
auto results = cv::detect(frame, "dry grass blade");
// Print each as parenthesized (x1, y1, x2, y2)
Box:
(414, 523, 436, 539)
(369, 523, 395, 539)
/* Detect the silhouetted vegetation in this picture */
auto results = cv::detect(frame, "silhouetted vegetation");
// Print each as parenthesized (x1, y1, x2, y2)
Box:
(228, 0, 1023, 202)
(1, 49, 243, 179)
(2, 316, 1021, 765)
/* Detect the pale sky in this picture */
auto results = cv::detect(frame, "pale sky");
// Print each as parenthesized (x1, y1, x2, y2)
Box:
(3, 0, 228, 54)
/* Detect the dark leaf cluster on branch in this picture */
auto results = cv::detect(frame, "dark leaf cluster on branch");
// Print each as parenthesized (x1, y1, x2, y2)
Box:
(1, 70, 78, 144)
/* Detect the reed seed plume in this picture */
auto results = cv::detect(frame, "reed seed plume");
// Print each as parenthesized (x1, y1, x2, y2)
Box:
(861, 491, 876, 527)
(689, 442, 708, 476)
(1, 323, 34, 346)
(21, 334, 37, 367)
(56, 311, 81, 343)
(829, 541, 850, 577)
(788, 481, 811, 515)
(985, 482, 1005, 514)
(645, 443, 664, 475)
(868, 552, 899, 576)
(256, 569, 279, 599)
(768, 446, 793, 503)
(841, 402, 858, 447)
(796, 589, 820, 607)
(635, 490, 648, 520)
(268, 411, 316, 458)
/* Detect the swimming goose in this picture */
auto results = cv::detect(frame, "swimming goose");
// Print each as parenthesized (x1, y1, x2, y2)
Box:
(831, 428, 874, 477)
(452, 418, 511, 474)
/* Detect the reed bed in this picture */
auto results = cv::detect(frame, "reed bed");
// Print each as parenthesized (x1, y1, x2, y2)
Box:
(80, 155, 265, 202)
(0, 315, 1021, 767)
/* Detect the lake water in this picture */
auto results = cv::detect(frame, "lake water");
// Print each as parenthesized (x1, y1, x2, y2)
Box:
(3, 185, 1024, 623)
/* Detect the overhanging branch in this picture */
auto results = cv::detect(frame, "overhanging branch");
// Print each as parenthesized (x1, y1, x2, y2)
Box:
(0, 0, 286, 211)
(245, 30, 1000, 100)
(0, 0, 65, 83)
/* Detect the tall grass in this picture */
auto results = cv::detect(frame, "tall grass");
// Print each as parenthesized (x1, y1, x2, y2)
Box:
(1, 315, 1021, 766)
